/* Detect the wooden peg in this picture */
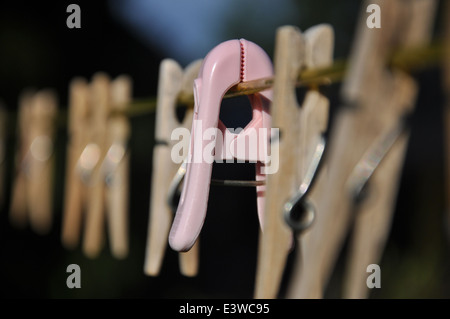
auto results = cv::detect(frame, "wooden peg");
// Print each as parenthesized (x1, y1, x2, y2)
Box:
(62, 78, 90, 249)
(254, 25, 306, 299)
(104, 75, 132, 259)
(288, 0, 436, 299)
(145, 59, 183, 276)
(285, 24, 334, 299)
(83, 73, 110, 258)
(343, 0, 436, 299)
(27, 89, 58, 235)
(10, 91, 34, 228)
(144, 59, 202, 277)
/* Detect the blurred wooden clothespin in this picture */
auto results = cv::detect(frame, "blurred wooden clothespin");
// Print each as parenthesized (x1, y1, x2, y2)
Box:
(27, 90, 58, 234)
(144, 59, 201, 277)
(254, 24, 333, 299)
(83, 73, 110, 258)
(290, 0, 437, 299)
(62, 78, 90, 250)
(10, 89, 58, 234)
(10, 91, 33, 228)
(103, 75, 132, 259)
(63, 73, 132, 259)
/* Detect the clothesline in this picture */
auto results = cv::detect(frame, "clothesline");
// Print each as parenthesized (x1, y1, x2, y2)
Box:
(114, 40, 444, 119)
(11, 40, 442, 128)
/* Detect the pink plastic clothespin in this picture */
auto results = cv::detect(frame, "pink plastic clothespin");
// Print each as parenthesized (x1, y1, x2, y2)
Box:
(169, 39, 274, 252)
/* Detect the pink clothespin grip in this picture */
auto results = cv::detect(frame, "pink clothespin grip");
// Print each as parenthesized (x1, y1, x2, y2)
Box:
(169, 39, 273, 252)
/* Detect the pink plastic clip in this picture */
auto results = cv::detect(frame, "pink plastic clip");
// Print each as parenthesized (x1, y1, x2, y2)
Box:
(169, 39, 273, 252)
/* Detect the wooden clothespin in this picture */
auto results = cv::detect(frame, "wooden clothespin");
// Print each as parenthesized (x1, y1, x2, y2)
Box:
(285, 25, 334, 299)
(27, 90, 58, 234)
(103, 75, 132, 259)
(290, 0, 437, 299)
(10, 91, 33, 228)
(254, 24, 333, 299)
(0, 104, 7, 207)
(342, 0, 437, 299)
(62, 78, 90, 249)
(144, 59, 202, 277)
(63, 73, 132, 259)
(82, 73, 110, 258)
(10, 89, 58, 234)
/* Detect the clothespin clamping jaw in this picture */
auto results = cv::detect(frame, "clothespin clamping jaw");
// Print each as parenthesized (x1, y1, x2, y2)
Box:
(169, 39, 274, 252)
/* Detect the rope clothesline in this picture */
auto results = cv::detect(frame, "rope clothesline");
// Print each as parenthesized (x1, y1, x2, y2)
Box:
(4, 41, 444, 129)
(114, 40, 444, 119)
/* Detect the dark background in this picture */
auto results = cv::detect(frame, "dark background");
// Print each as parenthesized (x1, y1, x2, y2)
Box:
(0, 0, 449, 298)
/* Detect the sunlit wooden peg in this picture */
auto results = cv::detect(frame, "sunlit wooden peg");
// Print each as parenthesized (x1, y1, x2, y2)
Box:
(83, 73, 110, 258)
(62, 78, 90, 249)
(285, 24, 334, 299)
(144, 59, 202, 277)
(255, 24, 333, 299)
(254, 25, 306, 299)
(104, 75, 132, 259)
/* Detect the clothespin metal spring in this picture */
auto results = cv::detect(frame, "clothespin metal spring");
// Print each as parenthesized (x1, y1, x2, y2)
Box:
(349, 111, 412, 204)
(283, 134, 326, 233)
